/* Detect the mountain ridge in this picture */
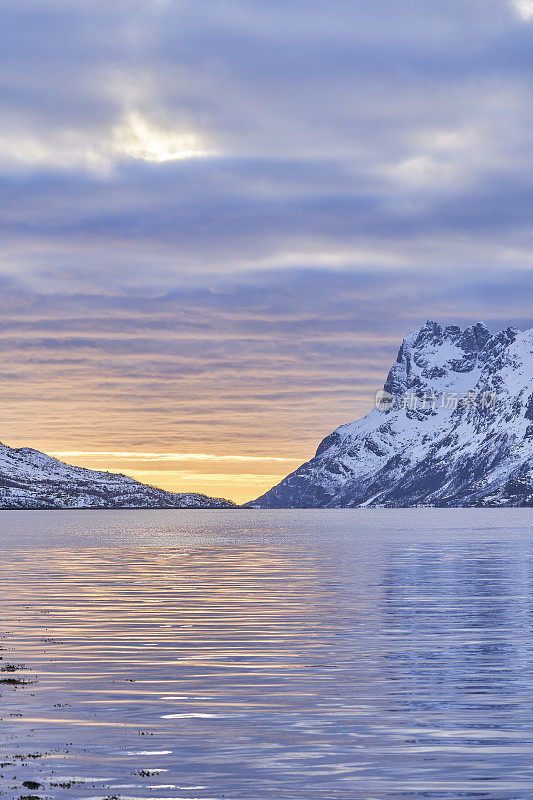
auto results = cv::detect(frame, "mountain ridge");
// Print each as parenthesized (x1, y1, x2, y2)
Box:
(251, 320, 533, 508)
(0, 442, 236, 509)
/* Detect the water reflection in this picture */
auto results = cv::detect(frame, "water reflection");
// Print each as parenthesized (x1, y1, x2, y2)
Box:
(378, 538, 533, 793)
(0, 509, 532, 799)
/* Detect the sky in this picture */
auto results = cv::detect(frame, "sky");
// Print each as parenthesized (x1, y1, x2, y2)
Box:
(1, 0, 533, 503)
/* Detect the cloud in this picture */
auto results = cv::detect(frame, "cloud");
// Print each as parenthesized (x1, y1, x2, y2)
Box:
(511, 0, 533, 20)
(0, 2, 532, 281)
(49, 450, 299, 463)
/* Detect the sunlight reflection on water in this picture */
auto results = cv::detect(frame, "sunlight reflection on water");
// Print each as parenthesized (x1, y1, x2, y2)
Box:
(0, 508, 532, 799)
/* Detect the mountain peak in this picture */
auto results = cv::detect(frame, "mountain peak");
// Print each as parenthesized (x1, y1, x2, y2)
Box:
(414, 319, 445, 346)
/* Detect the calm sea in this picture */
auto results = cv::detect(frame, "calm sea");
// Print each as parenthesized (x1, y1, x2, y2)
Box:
(0, 508, 532, 799)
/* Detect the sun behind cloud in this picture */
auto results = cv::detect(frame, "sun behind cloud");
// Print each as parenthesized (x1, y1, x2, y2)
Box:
(0, 108, 213, 173)
(113, 110, 214, 163)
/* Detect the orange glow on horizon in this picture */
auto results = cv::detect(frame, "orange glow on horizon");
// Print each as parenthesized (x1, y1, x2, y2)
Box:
(44, 451, 305, 504)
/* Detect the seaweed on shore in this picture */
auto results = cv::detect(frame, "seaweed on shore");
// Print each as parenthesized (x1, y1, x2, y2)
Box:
(0, 676, 31, 686)
(0, 658, 32, 687)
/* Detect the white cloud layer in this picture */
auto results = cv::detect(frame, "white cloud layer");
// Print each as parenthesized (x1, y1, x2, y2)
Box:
(511, 0, 533, 21)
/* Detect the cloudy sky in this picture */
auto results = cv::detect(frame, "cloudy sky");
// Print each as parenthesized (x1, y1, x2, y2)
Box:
(2, 0, 533, 502)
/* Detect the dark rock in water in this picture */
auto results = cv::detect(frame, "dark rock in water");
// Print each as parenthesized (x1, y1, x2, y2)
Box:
(251, 320, 533, 508)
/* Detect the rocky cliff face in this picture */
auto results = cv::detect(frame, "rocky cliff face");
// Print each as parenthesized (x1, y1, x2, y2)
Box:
(252, 321, 533, 507)
(0, 444, 235, 509)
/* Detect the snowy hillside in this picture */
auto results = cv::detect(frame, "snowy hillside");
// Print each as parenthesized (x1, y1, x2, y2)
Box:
(0, 444, 235, 509)
(252, 321, 533, 508)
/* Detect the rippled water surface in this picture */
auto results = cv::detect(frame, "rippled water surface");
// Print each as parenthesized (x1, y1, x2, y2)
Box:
(0, 508, 532, 799)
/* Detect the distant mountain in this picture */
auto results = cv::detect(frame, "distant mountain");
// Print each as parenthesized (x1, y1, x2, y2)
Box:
(251, 321, 533, 508)
(0, 443, 236, 509)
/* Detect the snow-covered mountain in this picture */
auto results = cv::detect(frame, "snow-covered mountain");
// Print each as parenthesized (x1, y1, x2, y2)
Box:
(252, 321, 533, 508)
(0, 443, 236, 509)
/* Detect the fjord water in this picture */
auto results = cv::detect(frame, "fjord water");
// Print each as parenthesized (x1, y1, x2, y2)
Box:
(0, 510, 532, 800)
